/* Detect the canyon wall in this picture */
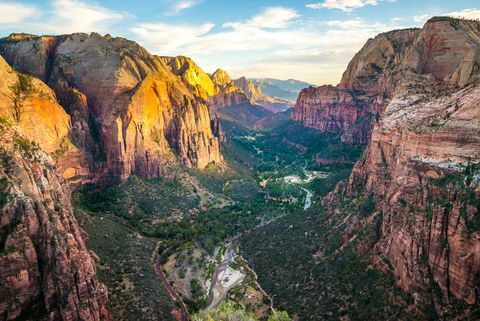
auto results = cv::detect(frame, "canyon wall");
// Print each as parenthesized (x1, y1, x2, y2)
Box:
(324, 17, 480, 314)
(161, 56, 250, 109)
(234, 77, 292, 112)
(0, 56, 109, 320)
(0, 33, 222, 181)
(292, 27, 420, 143)
(293, 17, 480, 145)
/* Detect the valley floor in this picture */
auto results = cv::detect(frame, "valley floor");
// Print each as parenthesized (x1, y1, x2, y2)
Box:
(72, 110, 416, 321)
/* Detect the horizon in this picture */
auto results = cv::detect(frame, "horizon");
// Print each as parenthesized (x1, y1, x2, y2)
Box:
(1, 0, 479, 85)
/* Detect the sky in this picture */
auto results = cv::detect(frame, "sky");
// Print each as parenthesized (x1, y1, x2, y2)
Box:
(0, 1, 479, 85)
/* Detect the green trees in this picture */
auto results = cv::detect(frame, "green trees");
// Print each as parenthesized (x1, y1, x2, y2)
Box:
(191, 301, 292, 321)
(268, 311, 292, 321)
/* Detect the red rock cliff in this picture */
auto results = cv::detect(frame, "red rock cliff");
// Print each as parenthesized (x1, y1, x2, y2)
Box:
(0, 33, 223, 181)
(293, 17, 480, 144)
(0, 57, 109, 320)
(327, 17, 480, 315)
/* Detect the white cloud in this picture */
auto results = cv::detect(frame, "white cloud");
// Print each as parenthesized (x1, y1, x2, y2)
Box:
(169, 0, 201, 15)
(132, 7, 303, 54)
(131, 8, 402, 84)
(445, 8, 480, 20)
(413, 14, 429, 23)
(0, 2, 38, 24)
(44, 0, 127, 33)
(412, 8, 480, 26)
(131, 22, 215, 52)
(0, 0, 128, 34)
(306, 0, 396, 12)
(238, 7, 300, 29)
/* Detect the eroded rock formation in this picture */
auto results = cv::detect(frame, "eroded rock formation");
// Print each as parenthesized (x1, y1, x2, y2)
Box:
(234, 77, 292, 112)
(323, 17, 480, 315)
(0, 58, 109, 320)
(0, 33, 222, 181)
(161, 56, 250, 109)
(293, 17, 480, 144)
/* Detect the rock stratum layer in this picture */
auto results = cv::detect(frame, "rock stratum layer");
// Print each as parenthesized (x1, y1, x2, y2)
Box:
(323, 17, 480, 316)
(293, 17, 480, 144)
(347, 77, 480, 310)
(0, 33, 222, 181)
(0, 56, 109, 320)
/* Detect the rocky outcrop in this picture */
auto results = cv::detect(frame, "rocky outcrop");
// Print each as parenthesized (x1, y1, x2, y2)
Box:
(0, 61, 109, 320)
(0, 33, 222, 181)
(0, 55, 89, 181)
(345, 76, 480, 309)
(234, 77, 292, 112)
(293, 17, 480, 144)
(291, 85, 373, 143)
(160, 56, 217, 101)
(323, 17, 480, 316)
(161, 56, 249, 109)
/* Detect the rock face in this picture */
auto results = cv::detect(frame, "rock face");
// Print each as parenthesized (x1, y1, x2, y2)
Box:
(345, 76, 480, 309)
(293, 17, 480, 144)
(327, 17, 480, 314)
(0, 59, 109, 320)
(292, 85, 373, 143)
(234, 77, 292, 112)
(293, 28, 420, 143)
(161, 56, 250, 109)
(0, 33, 222, 180)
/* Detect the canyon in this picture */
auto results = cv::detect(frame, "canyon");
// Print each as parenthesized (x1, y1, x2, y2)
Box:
(0, 14, 479, 321)
(288, 16, 480, 318)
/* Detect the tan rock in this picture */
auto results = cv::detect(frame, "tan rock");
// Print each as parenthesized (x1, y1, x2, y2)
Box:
(0, 122, 110, 321)
(0, 33, 223, 180)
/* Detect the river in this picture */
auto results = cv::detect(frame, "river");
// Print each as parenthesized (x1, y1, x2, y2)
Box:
(303, 188, 312, 210)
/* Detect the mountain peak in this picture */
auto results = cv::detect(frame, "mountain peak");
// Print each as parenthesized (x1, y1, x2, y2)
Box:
(211, 68, 233, 86)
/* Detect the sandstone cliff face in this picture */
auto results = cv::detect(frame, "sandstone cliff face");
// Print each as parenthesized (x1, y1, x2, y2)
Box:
(315, 26, 480, 316)
(161, 56, 250, 109)
(345, 77, 480, 309)
(0, 33, 222, 180)
(0, 61, 109, 320)
(0, 55, 88, 181)
(160, 56, 217, 101)
(293, 18, 480, 144)
(291, 85, 373, 143)
(293, 28, 419, 143)
(209, 68, 250, 108)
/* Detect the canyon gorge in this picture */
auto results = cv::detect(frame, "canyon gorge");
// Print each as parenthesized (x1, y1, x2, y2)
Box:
(0, 13, 479, 321)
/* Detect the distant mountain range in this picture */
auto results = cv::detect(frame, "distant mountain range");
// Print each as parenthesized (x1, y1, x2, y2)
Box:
(249, 78, 315, 102)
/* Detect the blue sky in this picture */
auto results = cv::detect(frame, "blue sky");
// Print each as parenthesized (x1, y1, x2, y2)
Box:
(0, 0, 479, 84)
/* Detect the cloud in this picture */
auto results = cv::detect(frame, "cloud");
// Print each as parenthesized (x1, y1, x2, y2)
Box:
(169, 0, 201, 15)
(132, 7, 302, 54)
(413, 14, 429, 23)
(0, 0, 128, 34)
(0, 2, 38, 24)
(131, 8, 401, 84)
(235, 7, 300, 29)
(44, 0, 127, 33)
(412, 8, 480, 26)
(445, 8, 480, 20)
(131, 22, 215, 52)
(306, 0, 396, 12)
